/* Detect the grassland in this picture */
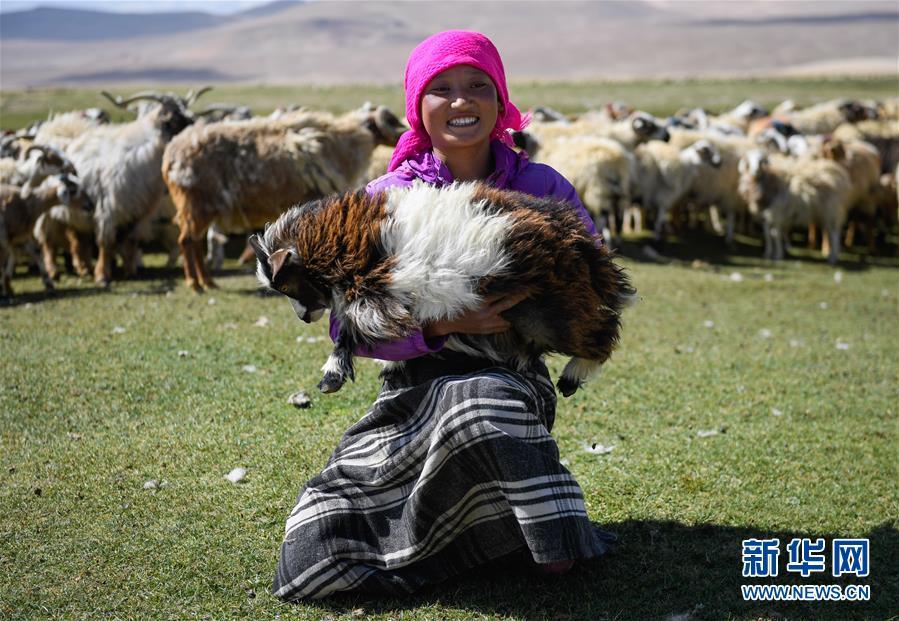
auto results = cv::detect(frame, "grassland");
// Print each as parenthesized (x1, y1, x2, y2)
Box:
(1, 76, 898, 619)
(1, 235, 897, 620)
(2, 75, 899, 129)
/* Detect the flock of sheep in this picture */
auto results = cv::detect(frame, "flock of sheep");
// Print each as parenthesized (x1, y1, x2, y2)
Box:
(1, 88, 897, 299)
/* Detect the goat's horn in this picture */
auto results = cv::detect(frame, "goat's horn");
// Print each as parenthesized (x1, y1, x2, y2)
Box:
(185, 86, 214, 106)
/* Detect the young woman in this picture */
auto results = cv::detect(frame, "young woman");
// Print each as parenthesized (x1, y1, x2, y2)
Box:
(273, 30, 614, 602)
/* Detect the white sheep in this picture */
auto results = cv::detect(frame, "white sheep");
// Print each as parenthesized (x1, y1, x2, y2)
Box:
(631, 139, 723, 240)
(738, 149, 851, 264)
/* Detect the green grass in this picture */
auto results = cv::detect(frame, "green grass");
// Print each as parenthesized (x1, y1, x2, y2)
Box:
(2, 239, 897, 620)
(2, 75, 898, 129)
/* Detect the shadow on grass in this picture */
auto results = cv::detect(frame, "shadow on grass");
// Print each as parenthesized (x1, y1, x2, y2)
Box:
(614, 230, 899, 272)
(310, 520, 897, 621)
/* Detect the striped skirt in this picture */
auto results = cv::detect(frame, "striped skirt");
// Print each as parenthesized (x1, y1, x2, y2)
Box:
(272, 352, 614, 601)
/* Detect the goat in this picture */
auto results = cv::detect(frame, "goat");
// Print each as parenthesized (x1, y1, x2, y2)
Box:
(249, 181, 634, 397)
(64, 91, 197, 285)
(163, 105, 406, 291)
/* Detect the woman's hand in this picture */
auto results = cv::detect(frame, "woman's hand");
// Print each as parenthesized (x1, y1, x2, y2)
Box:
(423, 292, 529, 339)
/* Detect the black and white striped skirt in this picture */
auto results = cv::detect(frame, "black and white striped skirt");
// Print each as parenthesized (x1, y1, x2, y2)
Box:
(272, 352, 614, 601)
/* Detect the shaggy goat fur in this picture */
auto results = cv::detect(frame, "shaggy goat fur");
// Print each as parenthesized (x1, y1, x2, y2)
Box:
(163, 105, 405, 291)
(250, 182, 633, 397)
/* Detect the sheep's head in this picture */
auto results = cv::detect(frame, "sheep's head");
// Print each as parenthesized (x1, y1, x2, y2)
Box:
(248, 231, 330, 324)
(630, 112, 670, 143)
(687, 139, 722, 168)
(821, 139, 847, 163)
(510, 130, 540, 158)
(838, 99, 875, 123)
(361, 105, 407, 147)
(739, 149, 768, 178)
(731, 100, 769, 121)
(21, 145, 77, 186)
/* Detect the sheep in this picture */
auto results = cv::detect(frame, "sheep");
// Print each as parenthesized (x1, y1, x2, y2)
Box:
(249, 181, 634, 396)
(631, 139, 723, 240)
(64, 91, 196, 285)
(666, 128, 757, 244)
(706, 100, 769, 135)
(162, 105, 406, 291)
(519, 111, 670, 154)
(776, 99, 878, 135)
(832, 119, 899, 174)
(738, 149, 851, 264)
(365, 144, 394, 183)
(0, 144, 77, 187)
(819, 139, 882, 252)
(529, 135, 632, 242)
(33, 204, 94, 280)
(0, 174, 85, 297)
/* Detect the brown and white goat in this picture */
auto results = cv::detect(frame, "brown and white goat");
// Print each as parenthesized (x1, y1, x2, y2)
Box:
(249, 182, 634, 397)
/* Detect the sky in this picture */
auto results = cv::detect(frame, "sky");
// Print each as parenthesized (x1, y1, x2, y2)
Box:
(0, 0, 275, 14)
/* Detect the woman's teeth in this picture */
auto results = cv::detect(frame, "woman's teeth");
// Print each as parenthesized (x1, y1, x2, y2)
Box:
(448, 117, 478, 127)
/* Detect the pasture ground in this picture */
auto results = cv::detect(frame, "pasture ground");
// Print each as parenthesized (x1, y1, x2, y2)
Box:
(2, 237, 897, 620)
(2, 75, 899, 129)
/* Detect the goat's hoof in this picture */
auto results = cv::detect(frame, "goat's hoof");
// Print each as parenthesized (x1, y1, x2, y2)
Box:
(203, 281, 219, 290)
(556, 377, 581, 398)
(318, 373, 345, 394)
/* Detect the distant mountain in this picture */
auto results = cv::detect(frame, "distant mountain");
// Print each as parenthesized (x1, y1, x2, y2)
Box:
(1, 0, 897, 88)
(0, 1, 299, 41)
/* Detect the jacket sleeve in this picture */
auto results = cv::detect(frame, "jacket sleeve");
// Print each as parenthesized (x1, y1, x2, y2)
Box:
(329, 172, 450, 361)
(544, 170, 600, 241)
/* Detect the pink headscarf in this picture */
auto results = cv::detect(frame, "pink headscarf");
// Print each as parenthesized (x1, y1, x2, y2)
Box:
(388, 30, 529, 172)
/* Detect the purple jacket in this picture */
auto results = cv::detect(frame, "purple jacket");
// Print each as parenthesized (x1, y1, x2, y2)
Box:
(329, 140, 597, 361)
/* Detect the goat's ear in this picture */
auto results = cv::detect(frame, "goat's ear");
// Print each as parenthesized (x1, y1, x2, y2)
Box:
(248, 234, 268, 262)
(268, 248, 291, 281)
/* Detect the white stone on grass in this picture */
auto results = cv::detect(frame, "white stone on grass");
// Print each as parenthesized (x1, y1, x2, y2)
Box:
(819, 301, 828, 310)
(112, 326, 126, 334)
(835, 341, 850, 351)
(582, 442, 615, 455)
(287, 391, 312, 408)
(225, 467, 246, 484)
(178, 350, 189, 357)
(758, 328, 772, 339)
(207, 297, 217, 306)
(242, 364, 258, 373)
(789, 339, 803, 348)
(254, 316, 270, 328)
(696, 429, 719, 438)
(763, 273, 774, 282)
(143, 479, 158, 490)
(729, 272, 743, 282)
(833, 270, 843, 284)
(703, 320, 714, 328)
(771, 407, 783, 417)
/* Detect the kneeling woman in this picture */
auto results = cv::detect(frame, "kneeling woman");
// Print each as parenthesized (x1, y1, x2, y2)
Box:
(273, 30, 615, 601)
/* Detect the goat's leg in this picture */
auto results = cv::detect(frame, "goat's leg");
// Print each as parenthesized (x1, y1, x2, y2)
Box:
(178, 228, 202, 292)
(807, 222, 818, 250)
(94, 242, 113, 286)
(826, 224, 840, 265)
(557, 357, 601, 398)
(39, 239, 60, 282)
(194, 237, 217, 290)
(66, 230, 92, 278)
(0, 245, 12, 298)
(318, 326, 356, 394)
(22, 241, 55, 292)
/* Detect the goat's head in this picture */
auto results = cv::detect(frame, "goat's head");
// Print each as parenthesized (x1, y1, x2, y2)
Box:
(101, 90, 196, 138)
(821, 138, 847, 163)
(510, 130, 540, 158)
(248, 227, 330, 324)
(630, 112, 670, 143)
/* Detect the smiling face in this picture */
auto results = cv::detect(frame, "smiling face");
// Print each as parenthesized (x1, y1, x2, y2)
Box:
(420, 65, 501, 154)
